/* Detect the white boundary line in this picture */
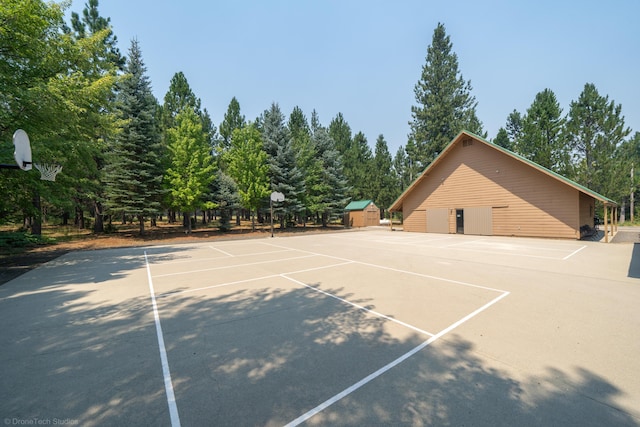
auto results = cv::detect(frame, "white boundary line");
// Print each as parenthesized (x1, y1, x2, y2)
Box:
(208, 245, 235, 257)
(148, 238, 511, 426)
(144, 251, 181, 427)
(563, 245, 587, 260)
(157, 261, 355, 297)
(284, 290, 510, 427)
(147, 249, 295, 266)
(282, 275, 435, 337)
(153, 254, 316, 278)
(263, 242, 508, 294)
(329, 233, 584, 260)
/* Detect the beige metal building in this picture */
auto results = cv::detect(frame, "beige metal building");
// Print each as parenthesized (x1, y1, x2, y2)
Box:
(345, 200, 380, 228)
(389, 131, 618, 240)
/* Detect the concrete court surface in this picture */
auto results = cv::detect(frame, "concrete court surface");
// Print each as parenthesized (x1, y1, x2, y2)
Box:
(1, 229, 639, 426)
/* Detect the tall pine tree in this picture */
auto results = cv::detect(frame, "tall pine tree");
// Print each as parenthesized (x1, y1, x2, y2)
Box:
(262, 103, 305, 226)
(308, 128, 349, 226)
(518, 89, 566, 172)
(565, 83, 631, 200)
(104, 39, 163, 235)
(409, 22, 483, 168)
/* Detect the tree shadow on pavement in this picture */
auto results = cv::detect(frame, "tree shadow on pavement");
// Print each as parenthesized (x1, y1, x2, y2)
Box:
(0, 247, 637, 426)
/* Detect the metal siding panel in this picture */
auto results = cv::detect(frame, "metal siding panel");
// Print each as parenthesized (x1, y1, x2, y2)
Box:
(464, 207, 492, 235)
(426, 208, 449, 233)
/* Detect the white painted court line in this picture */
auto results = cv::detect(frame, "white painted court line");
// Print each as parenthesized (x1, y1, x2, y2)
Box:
(284, 290, 510, 427)
(147, 249, 295, 266)
(263, 242, 509, 294)
(563, 245, 587, 260)
(144, 251, 181, 427)
(208, 245, 234, 257)
(152, 254, 317, 278)
(157, 261, 355, 298)
(282, 275, 436, 337)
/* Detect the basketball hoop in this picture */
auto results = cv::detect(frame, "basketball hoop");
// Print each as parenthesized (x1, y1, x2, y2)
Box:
(34, 163, 62, 181)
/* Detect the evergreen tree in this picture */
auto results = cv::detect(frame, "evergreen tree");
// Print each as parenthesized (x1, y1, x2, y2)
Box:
(66, 0, 122, 233)
(308, 128, 350, 226)
(371, 135, 397, 215)
(161, 71, 202, 131)
(211, 172, 240, 231)
(565, 83, 631, 200)
(393, 145, 408, 193)
(506, 109, 524, 146)
(328, 112, 352, 156)
(165, 107, 216, 233)
(493, 127, 512, 150)
(310, 109, 322, 134)
(226, 125, 269, 231)
(262, 103, 305, 226)
(68, 0, 125, 70)
(219, 97, 246, 152)
(288, 106, 315, 223)
(409, 22, 483, 168)
(518, 89, 567, 172)
(104, 39, 163, 234)
(345, 131, 373, 200)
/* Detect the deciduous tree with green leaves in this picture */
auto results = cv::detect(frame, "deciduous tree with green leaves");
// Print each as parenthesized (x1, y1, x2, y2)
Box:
(0, 0, 118, 233)
(226, 125, 269, 231)
(165, 107, 216, 233)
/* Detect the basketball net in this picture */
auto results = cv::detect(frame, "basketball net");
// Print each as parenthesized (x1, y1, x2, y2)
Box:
(34, 163, 62, 181)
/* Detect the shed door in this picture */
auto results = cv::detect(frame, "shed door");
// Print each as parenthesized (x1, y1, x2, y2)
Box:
(426, 208, 449, 233)
(464, 207, 493, 235)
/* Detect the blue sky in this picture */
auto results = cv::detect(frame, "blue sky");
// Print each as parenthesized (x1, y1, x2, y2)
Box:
(68, 0, 639, 153)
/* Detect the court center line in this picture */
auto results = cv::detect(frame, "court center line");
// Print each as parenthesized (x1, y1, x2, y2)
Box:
(563, 245, 587, 260)
(284, 289, 510, 427)
(157, 261, 355, 298)
(282, 275, 435, 337)
(144, 251, 181, 427)
(262, 242, 508, 294)
(208, 245, 234, 257)
(152, 254, 316, 278)
(147, 249, 295, 266)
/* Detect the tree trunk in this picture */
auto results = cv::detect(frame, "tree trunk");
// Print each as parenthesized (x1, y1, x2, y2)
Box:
(76, 206, 85, 229)
(32, 192, 42, 236)
(94, 201, 104, 233)
(138, 215, 145, 235)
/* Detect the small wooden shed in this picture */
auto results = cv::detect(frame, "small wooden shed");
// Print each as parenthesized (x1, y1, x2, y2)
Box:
(344, 200, 380, 227)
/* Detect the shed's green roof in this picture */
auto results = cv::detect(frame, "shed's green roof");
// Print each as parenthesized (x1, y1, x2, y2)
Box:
(345, 200, 374, 211)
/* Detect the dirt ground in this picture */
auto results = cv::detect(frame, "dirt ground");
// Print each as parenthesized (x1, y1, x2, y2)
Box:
(0, 224, 348, 286)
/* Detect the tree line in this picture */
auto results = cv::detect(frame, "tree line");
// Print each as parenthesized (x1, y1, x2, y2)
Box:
(1, 1, 637, 236)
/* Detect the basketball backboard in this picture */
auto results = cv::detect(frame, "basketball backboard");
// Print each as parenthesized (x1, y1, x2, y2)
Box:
(13, 129, 32, 171)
